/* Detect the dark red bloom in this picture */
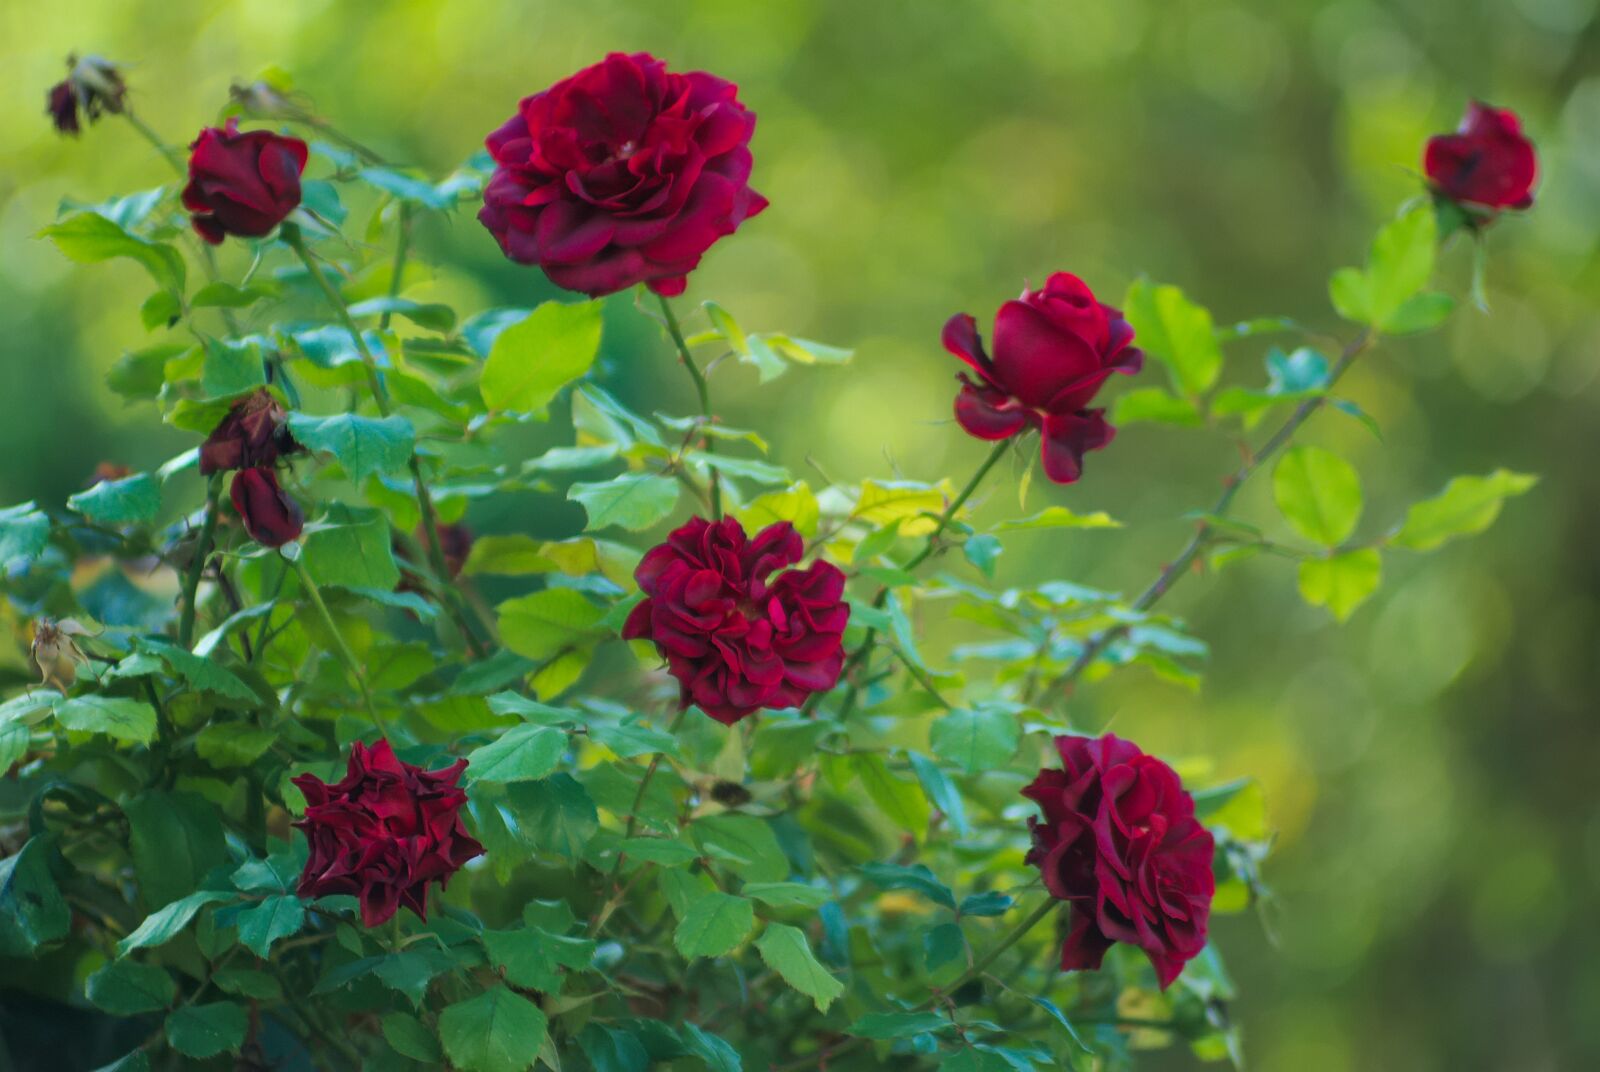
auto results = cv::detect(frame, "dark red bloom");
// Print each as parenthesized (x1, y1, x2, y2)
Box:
(944, 273, 1142, 484)
(47, 81, 79, 135)
(622, 518, 848, 724)
(1424, 102, 1537, 211)
(200, 389, 298, 475)
(229, 467, 303, 547)
(1022, 733, 1214, 990)
(292, 740, 484, 928)
(183, 120, 307, 245)
(478, 51, 768, 297)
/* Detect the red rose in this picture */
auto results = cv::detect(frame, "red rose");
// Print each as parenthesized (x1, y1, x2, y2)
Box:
(1424, 102, 1537, 211)
(47, 81, 79, 136)
(292, 739, 484, 928)
(478, 52, 768, 298)
(200, 389, 299, 475)
(183, 120, 308, 245)
(229, 467, 303, 547)
(944, 273, 1143, 484)
(1022, 733, 1214, 990)
(622, 517, 848, 724)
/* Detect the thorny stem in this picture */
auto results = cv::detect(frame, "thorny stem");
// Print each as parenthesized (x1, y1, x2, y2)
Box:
(290, 556, 386, 736)
(1043, 329, 1373, 699)
(806, 438, 1011, 717)
(283, 223, 491, 658)
(177, 474, 223, 649)
(657, 294, 721, 519)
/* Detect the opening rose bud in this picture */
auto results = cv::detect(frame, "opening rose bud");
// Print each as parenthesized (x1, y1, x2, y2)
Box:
(478, 51, 768, 297)
(292, 740, 484, 928)
(183, 119, 308, 245)
(622, 517, 849, 724)
(1023, 733, 1215, 989)
(1424, 101, 1537, 213)
(229, 467, 304, 547)
(945, 272, 1143, 484)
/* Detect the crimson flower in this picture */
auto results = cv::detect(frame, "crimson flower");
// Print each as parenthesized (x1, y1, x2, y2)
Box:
(944, 273, 1142, 484)
(622, 518, 848, 724)
(183, 120, 307, 244)
(1022, 733, 1215, 989)
(478, 52, 768, 297)
(229, 468, 303, 547)
(293, 740, 484, 928)
(1424, 102, 1537, 212)
(200, 389, 299, 475)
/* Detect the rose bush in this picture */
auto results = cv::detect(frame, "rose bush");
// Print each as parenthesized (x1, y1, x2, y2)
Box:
(0, 52, 1542, 1072)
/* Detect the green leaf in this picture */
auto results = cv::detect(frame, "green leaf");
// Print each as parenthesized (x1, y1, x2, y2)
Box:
(0, 837, 69, 956)
(141, 290, 180, 331)
(674, 892, 755, 959)
(845, 1011, 953, 1039)
(118, 890, 234, 956)
(1111, 386, 1204, 427)
(124, 790, 228, 908)
(358, 167, 455, 209)
(201, 337, 268, 400)
(1273, 445, 1363, 546)
(483, 927, 594, 991)
(1390, 470, 1539, 551)
(908, 751, 970, 836)
(68, 473, 161, 525)
(481, 300, 603, 413)
(54, 694, 158, 744)
(1383, 292, 1455, 335)
(505, 774, 598, 858)
(1328, 267, 1371, 324)
(40, 212, 185, 295)
(736, 482, 820, 536)
(589, 720, 679, 759)
(213, 968, 282, 1001)
(235, 895, 305, 957)
(286, 412, 416, 483)
(924, 921, 966, 969)
(194, 723, 277, 767)
(681, 1024, 743, 1072)
(135, 637, 257, 703)
(851, 753, 930, 835)
(191, 281, 276, 308)
(755, 923, 844, 1012)
(577, 1023, 650, 1072)
(348, 296, 457, 332)
(991, 506, 1119, 532)
(858, 862, 956, 909)
(569, 474, 680, 532)
(383, 1011, 443, 1063)
(439, 986, 549, 1072)
(165, 1001, 247, 1060)
(301, 504, 400, 589)
(1298, 550, 1382, 622)
(86, 960, 177, 1015)
(1123, 280, 1224, 396)
(692, 814, 788, 882)
(741, 882, 832, 908)
(1368, 206, 1438, 329)
(929, 705, 1021, 774)
(498, 588, 606, 660)
(0, 502, 51, 566)
(466, 724, 569, 783)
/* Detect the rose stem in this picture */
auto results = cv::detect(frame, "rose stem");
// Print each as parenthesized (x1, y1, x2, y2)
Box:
(805, 437, 1011, 718)
(282, 223, 491, 658)
(177, 473, 223, 649)
(290, 555, 387, 737)
(1043, 328, 1373, 699)
(656, 294, 721, 519)
(590, 707, 691, 937)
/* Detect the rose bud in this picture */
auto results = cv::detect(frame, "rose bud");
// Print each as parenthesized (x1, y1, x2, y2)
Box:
(478, 51, 768, 297)
(182, 120, 308, 245)
(200, 388, 298, 475)
(944, 273, 1143, 484)
(292, 739, 484, 928)
(1022, 733, 1215, 990)
(46, 81, 79, 136)
(1424, 102, 1537, 213)
(622, 517, 849, 725)
(229, 467, 304, 547)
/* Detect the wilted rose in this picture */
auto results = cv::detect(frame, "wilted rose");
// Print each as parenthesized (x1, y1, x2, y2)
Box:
(229, 467, 303, 547)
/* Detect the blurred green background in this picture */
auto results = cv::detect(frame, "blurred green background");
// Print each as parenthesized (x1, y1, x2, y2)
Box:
(4, 1, 1598, 1067)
